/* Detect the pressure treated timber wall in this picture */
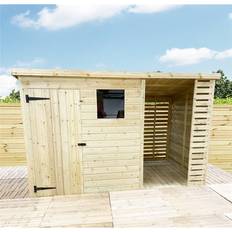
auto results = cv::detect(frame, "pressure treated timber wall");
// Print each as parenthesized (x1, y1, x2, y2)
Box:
(209, 105, 232, 174)
(168, 88, 193, 173)
(144, 101, 170, 161)
(187, 80, 215, 184)
(80, 83, 145, 193)
(19, 77, 145, 195)
(1, 103, 232, 177)
(0, 104, 25, 166)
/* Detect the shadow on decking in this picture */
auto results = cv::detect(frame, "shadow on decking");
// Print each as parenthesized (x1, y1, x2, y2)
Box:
(143, 160, 187, 188)
(143, 159, 232, 189)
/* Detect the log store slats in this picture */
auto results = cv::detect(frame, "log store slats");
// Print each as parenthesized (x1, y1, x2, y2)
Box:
(188, 80, 215, 184)
(144, 101, 170, 160)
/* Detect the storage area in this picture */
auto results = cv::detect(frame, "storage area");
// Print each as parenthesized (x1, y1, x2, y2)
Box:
(143, 78, 215, 186)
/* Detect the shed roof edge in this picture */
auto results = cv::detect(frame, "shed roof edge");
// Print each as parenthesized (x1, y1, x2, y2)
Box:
(11, 68, 221, 80)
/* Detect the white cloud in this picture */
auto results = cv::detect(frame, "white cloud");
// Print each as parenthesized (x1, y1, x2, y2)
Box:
(12, 5, 127, 30)
(128, 4, 177, 14)
(12, 4, 178, 30)
(159, 47, 232, 66)
(12, 10, 38, 28)
(229, 12, 232, 19)
(0, 70, 18, 98)
(160, 48, 215, 66)
(0, 67, 9, 74)
(214, 48, 232, 59)
(0, 58, 45, 97)
(13, 57, 45, 68)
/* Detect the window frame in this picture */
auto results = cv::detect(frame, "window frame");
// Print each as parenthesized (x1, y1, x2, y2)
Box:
(96, 89, 125, 119)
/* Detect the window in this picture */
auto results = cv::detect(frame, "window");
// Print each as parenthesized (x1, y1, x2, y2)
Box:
(97, 90, 125, 118)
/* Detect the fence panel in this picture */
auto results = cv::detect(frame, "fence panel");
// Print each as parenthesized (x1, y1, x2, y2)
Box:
(0, 103, 232, 173)
(209, 105, 232, 173)
(0, 103, 26, 166)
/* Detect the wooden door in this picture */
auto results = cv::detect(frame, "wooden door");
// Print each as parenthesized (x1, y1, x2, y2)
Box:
(25, 89, 56, 196)
(23, 88, 82, 196)
(56, 90, 82, 195)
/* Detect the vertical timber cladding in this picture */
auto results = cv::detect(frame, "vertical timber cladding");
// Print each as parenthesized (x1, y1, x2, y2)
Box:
(168, 89, 194, 171)
(22, 88, 82, 196)
(80, 79, 144, 193)
(188, 80, 215, 184)
(144, 100, 171, 160)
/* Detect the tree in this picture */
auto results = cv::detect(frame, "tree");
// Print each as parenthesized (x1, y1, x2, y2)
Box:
(0, 89, 20, 103)
(214, 70, 232, 98)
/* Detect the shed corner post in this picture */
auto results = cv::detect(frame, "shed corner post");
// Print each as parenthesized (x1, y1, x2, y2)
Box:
(204, 80, 216, 182)
(140, 79, 146, 188)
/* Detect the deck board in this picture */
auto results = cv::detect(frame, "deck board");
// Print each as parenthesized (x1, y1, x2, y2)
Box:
(144, 160, 186, 188)
(0, 185, 232, 227)
(0, 164, 232, 227)
(143, 161, 232, 188)
(209, 184, 232, 203)
(0, 193, 113, 227)
(110, 186, 232, 227)
(40, 193, 113, 227)
(0, 166, 28, 199)
(1, 163, 232, 227)
(206, 164, 232, 184)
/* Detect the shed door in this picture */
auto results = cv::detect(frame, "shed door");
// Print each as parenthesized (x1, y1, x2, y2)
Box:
(24, 89, 82, 196)
(26, 89, 56, 197)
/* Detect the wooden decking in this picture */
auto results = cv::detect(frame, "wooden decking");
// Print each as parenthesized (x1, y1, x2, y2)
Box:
(0, 166, 28, 199)
(0, 185, 232, 227)
(0, 163, 232, 227)
(0, 193, 112, 227)
(206, 164, 232, 184)
(1, 161, 232, 200)
(110, 186, 232, 227)
(144, 160, 232, 188)
(144, 160, 186, 188)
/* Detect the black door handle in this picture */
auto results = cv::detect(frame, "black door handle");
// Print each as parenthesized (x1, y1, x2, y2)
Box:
(78, 143, 86, 146)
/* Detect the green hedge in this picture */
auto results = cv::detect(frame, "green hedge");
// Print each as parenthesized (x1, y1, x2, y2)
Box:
(1, 98, 232, 104)
(0, 98, 20, 103)
(214, 97, 232, 105)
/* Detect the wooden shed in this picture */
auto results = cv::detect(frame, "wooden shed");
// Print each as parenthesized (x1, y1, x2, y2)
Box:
(12, 69, 220, 197)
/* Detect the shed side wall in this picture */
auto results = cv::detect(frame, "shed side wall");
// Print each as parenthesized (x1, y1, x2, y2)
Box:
(188, 80, 215, 184)
(168, 87, 194, 173)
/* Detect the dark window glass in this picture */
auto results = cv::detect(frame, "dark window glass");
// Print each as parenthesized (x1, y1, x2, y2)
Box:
(97, 90, 125, 118)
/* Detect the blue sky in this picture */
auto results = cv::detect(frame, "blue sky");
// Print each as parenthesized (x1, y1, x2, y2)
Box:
(0, 4, 232, 96)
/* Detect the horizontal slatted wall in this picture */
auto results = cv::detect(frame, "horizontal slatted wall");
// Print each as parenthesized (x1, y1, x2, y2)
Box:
(188, 80, 215, 184)
(144, 101, 170, 160)
(209, 105, 232, 173)
(79, 79, 144, 193)
(0, 104, 26, 166)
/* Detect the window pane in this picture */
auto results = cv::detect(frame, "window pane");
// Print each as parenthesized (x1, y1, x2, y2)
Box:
(97, 90, 124, 118)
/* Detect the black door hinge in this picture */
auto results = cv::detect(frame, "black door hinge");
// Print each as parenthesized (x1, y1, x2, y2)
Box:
(25, 95, 50, 103)
(34, 185, 56, 193)
(78, 143, 86, 146)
